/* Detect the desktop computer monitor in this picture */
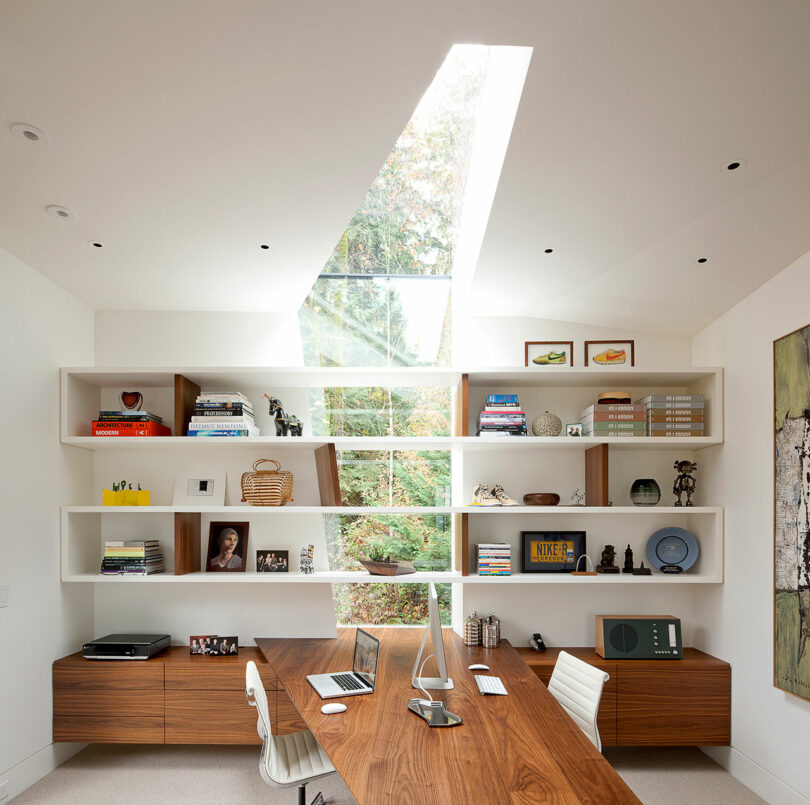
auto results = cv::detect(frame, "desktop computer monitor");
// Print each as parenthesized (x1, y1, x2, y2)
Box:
(411, 582, 454, 691)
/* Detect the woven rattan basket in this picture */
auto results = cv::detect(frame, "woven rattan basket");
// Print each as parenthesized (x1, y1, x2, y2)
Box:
(240, 459, 294, 506)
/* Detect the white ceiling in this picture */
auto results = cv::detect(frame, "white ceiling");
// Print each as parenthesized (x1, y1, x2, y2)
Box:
(2, 0, 810, 335)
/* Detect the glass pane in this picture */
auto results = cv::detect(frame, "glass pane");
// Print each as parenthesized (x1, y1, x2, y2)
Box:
(333, 582, 451, 626)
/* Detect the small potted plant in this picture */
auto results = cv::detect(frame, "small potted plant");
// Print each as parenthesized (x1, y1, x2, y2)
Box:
(359, 546, 416, 576)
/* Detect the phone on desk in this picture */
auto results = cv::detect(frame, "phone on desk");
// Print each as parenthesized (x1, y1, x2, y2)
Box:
(529, 633, 547, 652)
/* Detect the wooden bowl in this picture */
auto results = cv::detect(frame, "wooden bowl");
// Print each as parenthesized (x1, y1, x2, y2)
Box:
(522, 493, 560, 506)
(359, 559, 416, 576)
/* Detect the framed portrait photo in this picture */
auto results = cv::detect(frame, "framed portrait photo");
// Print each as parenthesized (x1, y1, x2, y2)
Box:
(256, 550, 289, 573)
(521, 531, 586, 573)
(173, 469, 226, 506)
(525, 341, 573, 367)
(206, 522, 249, 572)
(584, 340, 635, 367)
(565, 423, 583, 437)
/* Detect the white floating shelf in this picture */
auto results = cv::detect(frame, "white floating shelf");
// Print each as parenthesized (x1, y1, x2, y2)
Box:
(62, 570, 462, 584)
(63, 505, 721, 516)
(461, 573, 722, 584)
(63, 435, 721, 451)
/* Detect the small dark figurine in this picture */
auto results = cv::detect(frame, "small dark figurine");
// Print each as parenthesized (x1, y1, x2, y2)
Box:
(622, 544, 634, 574)
(596, 544, 620, 574)
(632, 561, 652, 576)
(673, 459, 698, 506)
(264, 395, 304, 436)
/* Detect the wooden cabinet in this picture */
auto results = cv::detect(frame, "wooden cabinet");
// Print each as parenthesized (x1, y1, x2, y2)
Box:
(515, 647, 730, 746)
(53, 647, 306, 745)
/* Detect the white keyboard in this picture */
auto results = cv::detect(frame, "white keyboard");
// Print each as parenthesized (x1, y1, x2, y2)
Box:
(475, 675, 508, 696)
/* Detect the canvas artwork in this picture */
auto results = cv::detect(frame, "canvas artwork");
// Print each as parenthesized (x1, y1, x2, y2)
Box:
(774, 323, 810, 701)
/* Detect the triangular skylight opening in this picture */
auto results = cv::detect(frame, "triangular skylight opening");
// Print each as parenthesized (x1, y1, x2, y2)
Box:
(298, 44, 532, 367)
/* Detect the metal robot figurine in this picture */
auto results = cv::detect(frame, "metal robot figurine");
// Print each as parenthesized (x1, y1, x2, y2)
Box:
(673, 459, 697, 506)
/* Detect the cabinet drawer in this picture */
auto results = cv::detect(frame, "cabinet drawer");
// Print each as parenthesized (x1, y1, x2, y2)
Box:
(54, 689, 163, 717)
(165, 662, 276, 691)
(165, 689, 264, 744)
(275, 691, 307, 735)
(54, 715, 163, 743)
(54, 662, 163, 690)
(617, 667, 730, 745)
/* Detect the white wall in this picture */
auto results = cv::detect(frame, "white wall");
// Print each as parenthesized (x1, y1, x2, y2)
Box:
(692, 250, 810, 805)
(0, 248, 95, 800)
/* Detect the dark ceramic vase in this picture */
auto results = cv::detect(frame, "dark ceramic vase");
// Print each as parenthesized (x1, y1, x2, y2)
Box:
(630, 478, 661, 506)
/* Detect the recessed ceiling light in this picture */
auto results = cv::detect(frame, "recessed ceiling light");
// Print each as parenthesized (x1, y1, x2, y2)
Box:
(88, 241, 103, 248)
(544, 248, 553, 254)
(697, 257, 708, 264)
(46, 204, 76, 221)
(10, 122, 49, 145)
(260, 244, 270, 250)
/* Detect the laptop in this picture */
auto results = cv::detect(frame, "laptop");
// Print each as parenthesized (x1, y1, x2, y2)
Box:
(307, 628, 380, 699)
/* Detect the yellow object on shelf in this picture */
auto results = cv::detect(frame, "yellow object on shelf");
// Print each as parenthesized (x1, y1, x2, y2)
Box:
(102, 489, 151, 506)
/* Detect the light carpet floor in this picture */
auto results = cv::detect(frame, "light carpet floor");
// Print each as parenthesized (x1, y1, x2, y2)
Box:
(13, 745, 766, 804)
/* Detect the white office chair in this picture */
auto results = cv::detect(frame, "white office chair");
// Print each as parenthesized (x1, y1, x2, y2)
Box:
(547, 650, 610, 752)
(245, 660, 336, 805)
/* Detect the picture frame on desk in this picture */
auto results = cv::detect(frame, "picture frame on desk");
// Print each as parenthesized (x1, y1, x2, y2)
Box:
(521, 531, 586, 573)
(206, 522, 248, 572)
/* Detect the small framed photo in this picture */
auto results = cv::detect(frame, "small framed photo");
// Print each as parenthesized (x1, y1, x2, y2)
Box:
(173, 469, 226, 506)
(211, 636, 239, 656)
(521, 531, 586, 573)
(190, 635, 217, 655)
(257, 550, 289, 573)
(525, 341, 574, 367)
(584, 340, 635, 367)
(565, 423, 583, 437)
(206, 522, 249, 572)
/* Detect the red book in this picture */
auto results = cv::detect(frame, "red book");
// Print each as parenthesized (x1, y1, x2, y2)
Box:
(92, 420, 172, 437)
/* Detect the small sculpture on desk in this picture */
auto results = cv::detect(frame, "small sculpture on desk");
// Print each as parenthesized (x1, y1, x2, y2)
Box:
(622, 544, 634, 574)
(596, 544, 620, 574)
(632, 561, 652, 576)
(673, 459, 697, 506)
(299, 544, 314, 575)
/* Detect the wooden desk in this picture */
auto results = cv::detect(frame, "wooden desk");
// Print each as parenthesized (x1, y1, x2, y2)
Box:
(256, 629, 640, 805)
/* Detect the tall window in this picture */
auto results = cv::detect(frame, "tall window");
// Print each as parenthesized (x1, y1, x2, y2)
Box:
(298, 44, 530, 624)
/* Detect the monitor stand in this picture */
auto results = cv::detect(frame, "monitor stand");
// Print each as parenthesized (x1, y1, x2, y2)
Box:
(411, 622, 454, 690)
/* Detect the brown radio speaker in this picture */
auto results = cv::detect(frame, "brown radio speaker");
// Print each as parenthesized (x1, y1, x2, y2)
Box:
(595, 615, 682, 659)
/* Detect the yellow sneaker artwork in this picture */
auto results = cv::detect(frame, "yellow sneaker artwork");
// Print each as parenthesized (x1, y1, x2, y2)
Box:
(592, 348, 626, 365)
(532, 351, 567, 365)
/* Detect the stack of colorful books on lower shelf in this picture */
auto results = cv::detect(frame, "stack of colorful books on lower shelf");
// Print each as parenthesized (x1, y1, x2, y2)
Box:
(477, 394, 526, 437)
(638, 394, 705, 437)
(475, 543, 512, 575)
(100, 540, 164, 575)
(92, 410, 171, 437)
(579, 402, 646, 437)
(189, 391, 259, 437)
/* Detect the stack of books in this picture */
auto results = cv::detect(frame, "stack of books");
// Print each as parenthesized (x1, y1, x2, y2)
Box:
(477, 394, 526, 437)
(638, 394, 705, 437)
(92, 410, 171, 437)
(475, 543, 512, 575)
(188, 392, 260, 437)
(580, 401, 646, 437)
(100, 540, 164, 575)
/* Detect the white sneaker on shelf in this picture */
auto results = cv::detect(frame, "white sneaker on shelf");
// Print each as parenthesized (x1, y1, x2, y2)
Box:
(471, 484, 500, 506)
(491, 484, 520, 506)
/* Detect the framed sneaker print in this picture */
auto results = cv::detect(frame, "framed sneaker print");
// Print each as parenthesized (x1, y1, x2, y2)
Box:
(584, 340, 635, 367)
(524, 341, 573, 367)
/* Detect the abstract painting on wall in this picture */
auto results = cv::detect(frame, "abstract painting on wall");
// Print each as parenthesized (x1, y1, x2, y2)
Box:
(774, 323, 810, 701)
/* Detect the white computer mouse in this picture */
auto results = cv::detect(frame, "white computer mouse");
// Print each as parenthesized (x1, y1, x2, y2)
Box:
(321, 702, 348, 714)
(468, 663, 490, 671)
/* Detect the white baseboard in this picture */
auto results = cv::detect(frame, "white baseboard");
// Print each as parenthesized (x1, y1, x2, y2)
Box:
(2, 742, 86, 802)
(702, 747, 810, 805)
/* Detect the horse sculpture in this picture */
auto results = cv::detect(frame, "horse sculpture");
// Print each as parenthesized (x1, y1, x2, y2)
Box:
(264, 394, 303, 436)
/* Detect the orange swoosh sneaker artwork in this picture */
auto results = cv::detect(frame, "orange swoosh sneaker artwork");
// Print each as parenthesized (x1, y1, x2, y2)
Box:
(592, 348, 626, 365)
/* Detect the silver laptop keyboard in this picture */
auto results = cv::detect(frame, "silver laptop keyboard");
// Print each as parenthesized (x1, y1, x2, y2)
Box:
(332, 672, 366, 691)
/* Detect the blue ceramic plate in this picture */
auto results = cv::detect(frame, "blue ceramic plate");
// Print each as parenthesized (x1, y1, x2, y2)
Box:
(646, 527, 699, 572)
